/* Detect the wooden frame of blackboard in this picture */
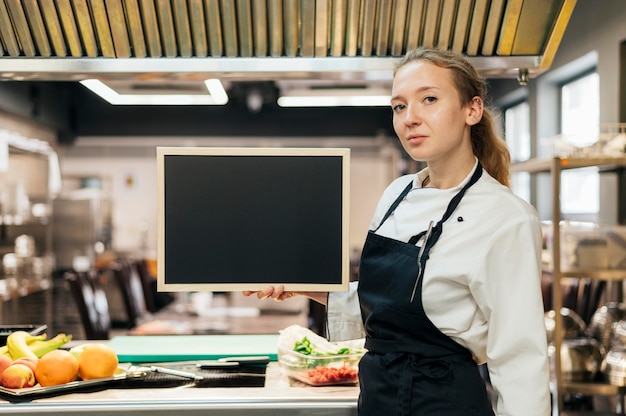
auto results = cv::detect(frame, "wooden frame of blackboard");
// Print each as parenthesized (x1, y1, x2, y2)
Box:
(156, 146, 350, 292)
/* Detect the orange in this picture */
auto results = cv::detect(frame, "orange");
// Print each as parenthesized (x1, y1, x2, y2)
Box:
(77, 343, 119, 380)
(35, 350, 79, 387)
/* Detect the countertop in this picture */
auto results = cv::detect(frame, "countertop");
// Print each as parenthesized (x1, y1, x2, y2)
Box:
(0, 363, 359, 415)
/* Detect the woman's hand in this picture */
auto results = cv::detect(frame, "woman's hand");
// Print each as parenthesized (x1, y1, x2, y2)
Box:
(243, 285, 328, 305)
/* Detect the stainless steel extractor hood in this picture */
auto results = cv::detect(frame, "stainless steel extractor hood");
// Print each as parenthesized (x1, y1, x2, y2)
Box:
(0, 0, 576, 84)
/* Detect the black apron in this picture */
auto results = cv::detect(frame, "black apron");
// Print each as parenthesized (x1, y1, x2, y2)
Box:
(356, 163, 494, 416)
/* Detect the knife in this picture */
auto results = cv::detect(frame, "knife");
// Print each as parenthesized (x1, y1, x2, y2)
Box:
(146, 365, 266, 381)
(197, 356, 270, 369)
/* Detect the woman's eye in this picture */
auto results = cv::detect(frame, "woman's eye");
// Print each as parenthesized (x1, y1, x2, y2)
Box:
(392, 103, 405, 112)
(424, 96, 437, 103)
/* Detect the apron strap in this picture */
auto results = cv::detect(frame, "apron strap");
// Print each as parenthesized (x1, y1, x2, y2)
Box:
(373, 179, 414, 232)
(408, 163, 483, 245)
(406, 163, 484, 301)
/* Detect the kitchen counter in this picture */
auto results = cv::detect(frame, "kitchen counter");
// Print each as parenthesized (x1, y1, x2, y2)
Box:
(0, 363, 359, 415)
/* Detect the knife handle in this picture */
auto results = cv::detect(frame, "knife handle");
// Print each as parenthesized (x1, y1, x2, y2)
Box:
(196, 361, 239, 369)
(218, 356, 270, 365)
(150, 366, 202, 380)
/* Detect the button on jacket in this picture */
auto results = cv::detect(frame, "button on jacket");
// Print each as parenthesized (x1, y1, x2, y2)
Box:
(327, 160, 551, 416)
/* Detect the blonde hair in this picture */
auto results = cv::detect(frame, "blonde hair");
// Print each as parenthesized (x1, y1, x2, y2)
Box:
(394, 48, 511, 187)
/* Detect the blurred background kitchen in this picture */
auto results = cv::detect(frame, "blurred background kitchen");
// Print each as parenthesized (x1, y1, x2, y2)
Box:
(0, 3, 625, 403)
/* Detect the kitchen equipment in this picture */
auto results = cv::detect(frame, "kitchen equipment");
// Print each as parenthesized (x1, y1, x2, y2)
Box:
(544, 308, 586, 344)
(51, 197, 112, 270)
(14, 235, 35, 258)
(601, 347, 626, 386)
(587, 302, 626, 350)
(611, 319, 626, 348)
(576, 237, 609, 269)
(550, 337, 605, 382)
(124, 361, 268, 388)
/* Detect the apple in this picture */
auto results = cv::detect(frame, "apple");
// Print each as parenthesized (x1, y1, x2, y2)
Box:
(13, 357, 38, 373)
(0, 355, 13, 375)
(1, 363, 36, 388)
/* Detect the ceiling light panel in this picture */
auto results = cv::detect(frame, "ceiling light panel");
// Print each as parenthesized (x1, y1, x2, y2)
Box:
(80, 79, 228, 105)
(276, 80, 391, 107)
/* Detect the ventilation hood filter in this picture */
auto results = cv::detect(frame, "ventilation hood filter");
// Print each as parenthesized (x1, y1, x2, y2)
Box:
(0, 0, 577, 83)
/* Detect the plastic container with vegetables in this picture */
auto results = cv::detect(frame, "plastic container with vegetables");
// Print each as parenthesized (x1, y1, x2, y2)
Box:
(277, 325, 365, 386)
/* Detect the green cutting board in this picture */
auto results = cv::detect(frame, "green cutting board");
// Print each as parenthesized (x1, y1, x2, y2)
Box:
(108, 334, 279, 363)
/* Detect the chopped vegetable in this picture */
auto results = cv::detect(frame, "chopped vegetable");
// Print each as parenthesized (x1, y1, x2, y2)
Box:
(294, 336, 314, 355)
(307, 365, 358, 385)
(292, 336, 362, 356)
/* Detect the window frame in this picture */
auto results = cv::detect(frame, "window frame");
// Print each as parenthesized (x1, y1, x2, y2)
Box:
(558, 69, 600, 220)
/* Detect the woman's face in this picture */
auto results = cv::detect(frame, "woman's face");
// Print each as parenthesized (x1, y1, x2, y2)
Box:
(391, 60, 481, 164)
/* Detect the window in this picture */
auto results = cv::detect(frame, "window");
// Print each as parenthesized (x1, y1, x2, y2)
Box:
(561, 72, 600, 216)
(561, 73, 600, 146)
(505, 102, 531, 202)
(505, 102, 531, 162)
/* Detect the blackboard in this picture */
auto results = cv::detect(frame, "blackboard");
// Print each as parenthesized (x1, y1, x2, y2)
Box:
(156, 147, 350, 292)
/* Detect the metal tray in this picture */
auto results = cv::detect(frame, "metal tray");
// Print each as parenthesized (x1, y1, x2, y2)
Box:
(0, 366, 138, 398)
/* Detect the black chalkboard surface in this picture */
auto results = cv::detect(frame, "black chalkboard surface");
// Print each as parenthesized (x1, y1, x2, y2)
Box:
(156, 147, 350, 292)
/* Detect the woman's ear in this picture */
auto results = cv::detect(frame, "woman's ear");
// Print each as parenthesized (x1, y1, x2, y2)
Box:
(466, 96, 484, 126)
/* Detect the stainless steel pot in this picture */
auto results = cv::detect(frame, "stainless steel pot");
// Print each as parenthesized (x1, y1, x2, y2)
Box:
(545, 308, 586, 344)
(601, 347, 626, 386)
(611, 319, 626, 348)
(588, 302, 626, 350)
(550, 337, 604, 382)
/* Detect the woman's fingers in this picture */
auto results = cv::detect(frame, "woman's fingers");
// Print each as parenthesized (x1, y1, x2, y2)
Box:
(242, 286, 301, 302)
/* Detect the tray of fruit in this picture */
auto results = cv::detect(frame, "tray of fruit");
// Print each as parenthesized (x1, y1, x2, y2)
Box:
(277, 325, 365, 386)
(0, 331, 135, 398)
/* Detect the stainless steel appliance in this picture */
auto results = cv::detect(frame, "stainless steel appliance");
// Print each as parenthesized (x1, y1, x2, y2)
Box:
(51, 194, 112, 270)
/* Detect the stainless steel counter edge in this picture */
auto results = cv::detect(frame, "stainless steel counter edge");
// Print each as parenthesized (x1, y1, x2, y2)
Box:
(0, 364, 359, 415)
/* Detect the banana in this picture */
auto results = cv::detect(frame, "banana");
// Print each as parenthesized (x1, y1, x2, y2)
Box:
(28, 334, 72, 358)
(6, 331, 47, 360)
(1, 333, 50, 358)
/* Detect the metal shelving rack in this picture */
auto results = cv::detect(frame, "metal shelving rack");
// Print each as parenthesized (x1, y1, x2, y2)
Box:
(512, 156, 626, 415)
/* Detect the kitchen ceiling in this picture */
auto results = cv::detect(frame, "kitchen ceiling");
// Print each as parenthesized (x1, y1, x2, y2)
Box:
(0, 0, 576, 86)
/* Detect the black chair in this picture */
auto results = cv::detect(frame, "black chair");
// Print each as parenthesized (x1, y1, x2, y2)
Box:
(134, 259, 157, 313)
(65, 269, 111, 340)
(134, 258, 175, 313)
(109, 261, 150, 328)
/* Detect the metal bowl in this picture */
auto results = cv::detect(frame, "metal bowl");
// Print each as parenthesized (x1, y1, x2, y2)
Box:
(550, 337, 604, 382)
(545, 308, 586, 344)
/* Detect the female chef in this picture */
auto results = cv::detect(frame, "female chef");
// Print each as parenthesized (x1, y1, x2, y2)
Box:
(245, 47, 550, 416)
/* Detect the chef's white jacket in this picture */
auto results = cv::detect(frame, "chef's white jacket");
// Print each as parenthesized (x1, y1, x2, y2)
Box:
(327, 160, 551, 416)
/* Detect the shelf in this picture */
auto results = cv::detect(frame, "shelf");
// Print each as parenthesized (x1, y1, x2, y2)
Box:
(0, 219, 50, 227)
(515, 154, 626, 415)
(558, 270, 626, 281)
(511, 156, 626, 174)
(543, 268, 626, 281)
(562, 270, 626, 281)
(564, 381, 626, 396)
